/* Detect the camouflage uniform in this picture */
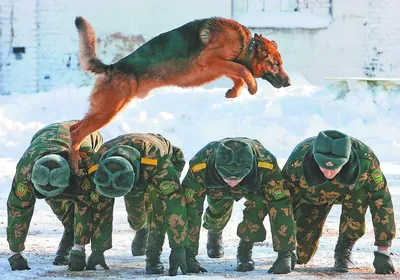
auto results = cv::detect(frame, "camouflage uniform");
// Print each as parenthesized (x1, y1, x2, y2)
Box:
(282, 136, 396, 264)
(74, 133, 188, 252)
(7, 121, 103, 253)
(182, 137, 296, 257)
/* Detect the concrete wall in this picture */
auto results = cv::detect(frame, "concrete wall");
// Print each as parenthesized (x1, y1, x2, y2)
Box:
(0, 0, 38, 93)
(1, 0, 399, 93)
(234, 0, 400, 84)
(0, 0, 231, 94)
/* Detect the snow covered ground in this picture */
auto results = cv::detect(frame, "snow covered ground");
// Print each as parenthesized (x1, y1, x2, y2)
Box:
(0, 73, 399, 279)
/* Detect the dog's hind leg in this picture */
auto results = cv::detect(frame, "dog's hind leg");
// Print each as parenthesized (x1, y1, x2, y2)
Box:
(70, 106, 127, 173)
(70, 78, 134, 173)
(69, 121, 82, 133)
(225, 77, 245, 98)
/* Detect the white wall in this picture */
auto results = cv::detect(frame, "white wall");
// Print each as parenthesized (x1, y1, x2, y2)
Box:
(363, 0, 400, 77)
(0, 0, 231, 94)
(249, 15, 368, 84)
(0, 0, 38, 93)
(236, 0, 400, 84)
(1, 0, 400, 93)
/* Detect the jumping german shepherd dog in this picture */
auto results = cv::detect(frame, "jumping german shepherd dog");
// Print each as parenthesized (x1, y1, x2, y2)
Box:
(69, 16, 291, 172)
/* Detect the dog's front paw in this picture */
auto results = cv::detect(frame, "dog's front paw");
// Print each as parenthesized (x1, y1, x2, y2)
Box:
(248, 84, 258, 95)
(225, 89, 240, 98)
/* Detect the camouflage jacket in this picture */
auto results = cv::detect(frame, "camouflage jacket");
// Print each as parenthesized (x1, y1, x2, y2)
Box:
(182, 137, 296, 254)
(282, 136, 396, 247)
(7, 120, 103, 252)
(75, 133, 188, 250)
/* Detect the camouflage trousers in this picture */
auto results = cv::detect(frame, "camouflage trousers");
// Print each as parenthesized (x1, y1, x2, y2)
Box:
(46, 198, 75, 233)
(124, 189, 149, 232)
(295, 188, 369, 264)
(73, 194, 114, 251)
(7, 197, 74, 252)
(203, 193, 268, 242)
(125, 185, 188, 248)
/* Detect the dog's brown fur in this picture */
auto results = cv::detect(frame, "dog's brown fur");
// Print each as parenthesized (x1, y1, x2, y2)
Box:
(70, 17, 290, 172)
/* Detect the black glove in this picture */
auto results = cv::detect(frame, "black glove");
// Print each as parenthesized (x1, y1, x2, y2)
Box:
(169, 247, 187, 276)
(187, 256, 207, 273)
(268, 251, 292, 274)
(86, 251, 109, 270)
(8, 253, 31, 271)
(68, 249, 86, 271)
(373, 251, 395, 274)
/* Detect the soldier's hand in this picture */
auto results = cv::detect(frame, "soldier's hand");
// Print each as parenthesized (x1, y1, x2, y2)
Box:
(8, 253, 31, 271)
(373, 251, 395, 274)
(169, 247, 187, 276)
(68, 249, 86, 271)
(268, 251, 292, 274)
(187, 256, 207, 273)
(86, 251, 109, 270)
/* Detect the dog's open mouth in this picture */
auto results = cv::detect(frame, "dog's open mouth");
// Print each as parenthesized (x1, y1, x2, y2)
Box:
(262, 73, 290, 88)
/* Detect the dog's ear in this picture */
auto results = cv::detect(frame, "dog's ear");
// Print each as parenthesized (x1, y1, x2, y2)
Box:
(254, 33, 267, 58)
(271, 40, 278, 49)
(254, 33, 263, 44)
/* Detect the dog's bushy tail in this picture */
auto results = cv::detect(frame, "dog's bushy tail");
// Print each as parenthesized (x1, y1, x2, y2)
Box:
(75, 16, 110, 74)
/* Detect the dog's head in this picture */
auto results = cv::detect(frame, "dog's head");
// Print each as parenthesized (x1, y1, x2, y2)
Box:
(249, 34, 290, 88)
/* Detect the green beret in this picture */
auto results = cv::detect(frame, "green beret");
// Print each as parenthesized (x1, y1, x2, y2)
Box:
(215, 139, 254, 180)
(94, 145, 141, 198)
(31, 154, 70, 197)
(313, 130, 351, 170)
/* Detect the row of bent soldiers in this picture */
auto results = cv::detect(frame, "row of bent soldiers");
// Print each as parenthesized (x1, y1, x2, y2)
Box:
(7, 120, 396, 275)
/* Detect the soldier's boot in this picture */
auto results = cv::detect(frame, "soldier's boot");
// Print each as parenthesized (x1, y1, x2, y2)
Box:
(145, 232, 165, 274)
(53, 228, 74, 265)
(207, 230, 224, 258)
(334, 238, 355, 272)
(131, 226, 149, 256)
(236, 239, 255, 272)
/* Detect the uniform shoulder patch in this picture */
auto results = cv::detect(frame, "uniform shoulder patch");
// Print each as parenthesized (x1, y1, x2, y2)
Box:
(16, 183, 28, 199)
(372, 170, 383, 183)
(141, 158, 158, 166)
(258, 161, 273, 169)
(192, 162, 206, 172)
(272, 185, 286, 200)
(159, 181, 175, 195)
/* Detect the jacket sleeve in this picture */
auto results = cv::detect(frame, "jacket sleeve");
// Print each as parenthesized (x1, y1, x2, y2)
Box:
(181, 166, 206, 257)
(170, 145, 186, 177)
(363, 155, 396, 247)
(7, 173, 36, 252)
(150, 158, 189, 249)
(89, 194, 114, 252)
(262, 164, 296, 252)
(281, 159, 302, 204)
(74, 176, 114, 252)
